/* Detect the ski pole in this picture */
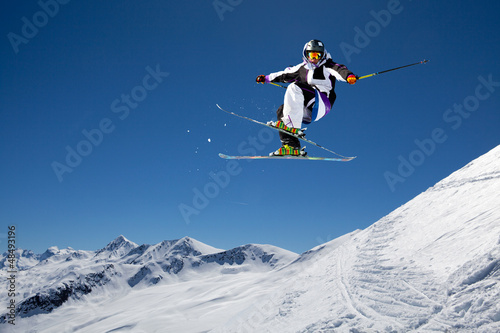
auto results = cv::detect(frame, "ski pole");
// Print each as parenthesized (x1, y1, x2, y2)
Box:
(266, 59, 428, 87)
(358, 59, 429, 80)
(269, 82, 287, 89)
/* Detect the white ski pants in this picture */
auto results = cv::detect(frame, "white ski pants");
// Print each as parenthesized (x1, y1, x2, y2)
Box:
(281, 83, 307, 129)
(281, 82, 333, 129)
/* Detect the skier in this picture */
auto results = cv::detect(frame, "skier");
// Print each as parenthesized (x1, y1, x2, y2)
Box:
(256, 39, 357, 156)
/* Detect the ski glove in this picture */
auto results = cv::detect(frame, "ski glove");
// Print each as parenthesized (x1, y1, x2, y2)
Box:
(256, 75, 266, 84)
(347, 74, 357, 85)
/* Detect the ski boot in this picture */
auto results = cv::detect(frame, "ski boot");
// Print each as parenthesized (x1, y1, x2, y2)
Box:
(267, 120, 306, 138)
(269, 145, 307, 157)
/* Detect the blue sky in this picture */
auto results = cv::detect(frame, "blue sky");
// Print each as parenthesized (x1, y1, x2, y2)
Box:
(1, 1, 500, 254)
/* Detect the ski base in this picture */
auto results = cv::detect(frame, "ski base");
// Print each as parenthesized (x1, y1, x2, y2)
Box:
(219, 153, 354, 162)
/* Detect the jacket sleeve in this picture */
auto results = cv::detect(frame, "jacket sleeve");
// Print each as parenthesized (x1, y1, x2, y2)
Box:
(325, 59, 354, 82)
(266, 63, 303, 83)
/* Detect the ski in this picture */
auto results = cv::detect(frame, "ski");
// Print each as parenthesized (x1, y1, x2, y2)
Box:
(216, 104, 356, 160)
(219, 153, 354, 162)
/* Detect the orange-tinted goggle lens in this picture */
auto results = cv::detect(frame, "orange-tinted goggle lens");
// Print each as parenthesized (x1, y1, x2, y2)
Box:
(308, 51, 322, 59)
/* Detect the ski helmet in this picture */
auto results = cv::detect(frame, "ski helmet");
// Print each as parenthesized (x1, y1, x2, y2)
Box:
(304, 39, 325, 61)
(305, 40, 325, 53)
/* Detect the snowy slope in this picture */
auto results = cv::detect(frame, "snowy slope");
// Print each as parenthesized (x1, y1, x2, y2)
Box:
(2, 145, 500, 332)
(229, 145, 500, 333)
(239, 145, 500, 332)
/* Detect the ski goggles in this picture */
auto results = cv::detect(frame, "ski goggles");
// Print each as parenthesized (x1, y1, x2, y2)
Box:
(307, 51, 323, 60)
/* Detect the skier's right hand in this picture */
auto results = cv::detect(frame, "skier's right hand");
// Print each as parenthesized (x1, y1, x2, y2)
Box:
(256, 75, 266, 84)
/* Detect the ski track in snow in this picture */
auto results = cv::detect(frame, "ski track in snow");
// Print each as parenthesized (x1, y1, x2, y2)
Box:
(349, 223, 444, 330)
(1, 145, 500, 332)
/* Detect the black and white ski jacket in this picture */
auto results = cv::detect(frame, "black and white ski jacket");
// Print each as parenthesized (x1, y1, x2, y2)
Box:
(265, 45, 354, 97)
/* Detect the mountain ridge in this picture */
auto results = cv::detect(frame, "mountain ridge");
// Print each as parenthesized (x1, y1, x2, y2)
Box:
(0, 235, 299, 325)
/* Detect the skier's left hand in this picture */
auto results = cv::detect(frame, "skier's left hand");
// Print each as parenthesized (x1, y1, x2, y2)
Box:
(347, 75, 357, 85)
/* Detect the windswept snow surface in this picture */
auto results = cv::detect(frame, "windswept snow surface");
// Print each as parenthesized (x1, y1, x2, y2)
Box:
(2, 145, 500, 332)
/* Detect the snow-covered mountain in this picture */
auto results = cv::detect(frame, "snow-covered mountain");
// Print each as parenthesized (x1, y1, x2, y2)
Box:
(2, 145, 500, 332)
(0, 236, 297, 325)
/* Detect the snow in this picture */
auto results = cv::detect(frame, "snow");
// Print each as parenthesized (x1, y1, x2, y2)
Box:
(1, 145, 500, 332)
